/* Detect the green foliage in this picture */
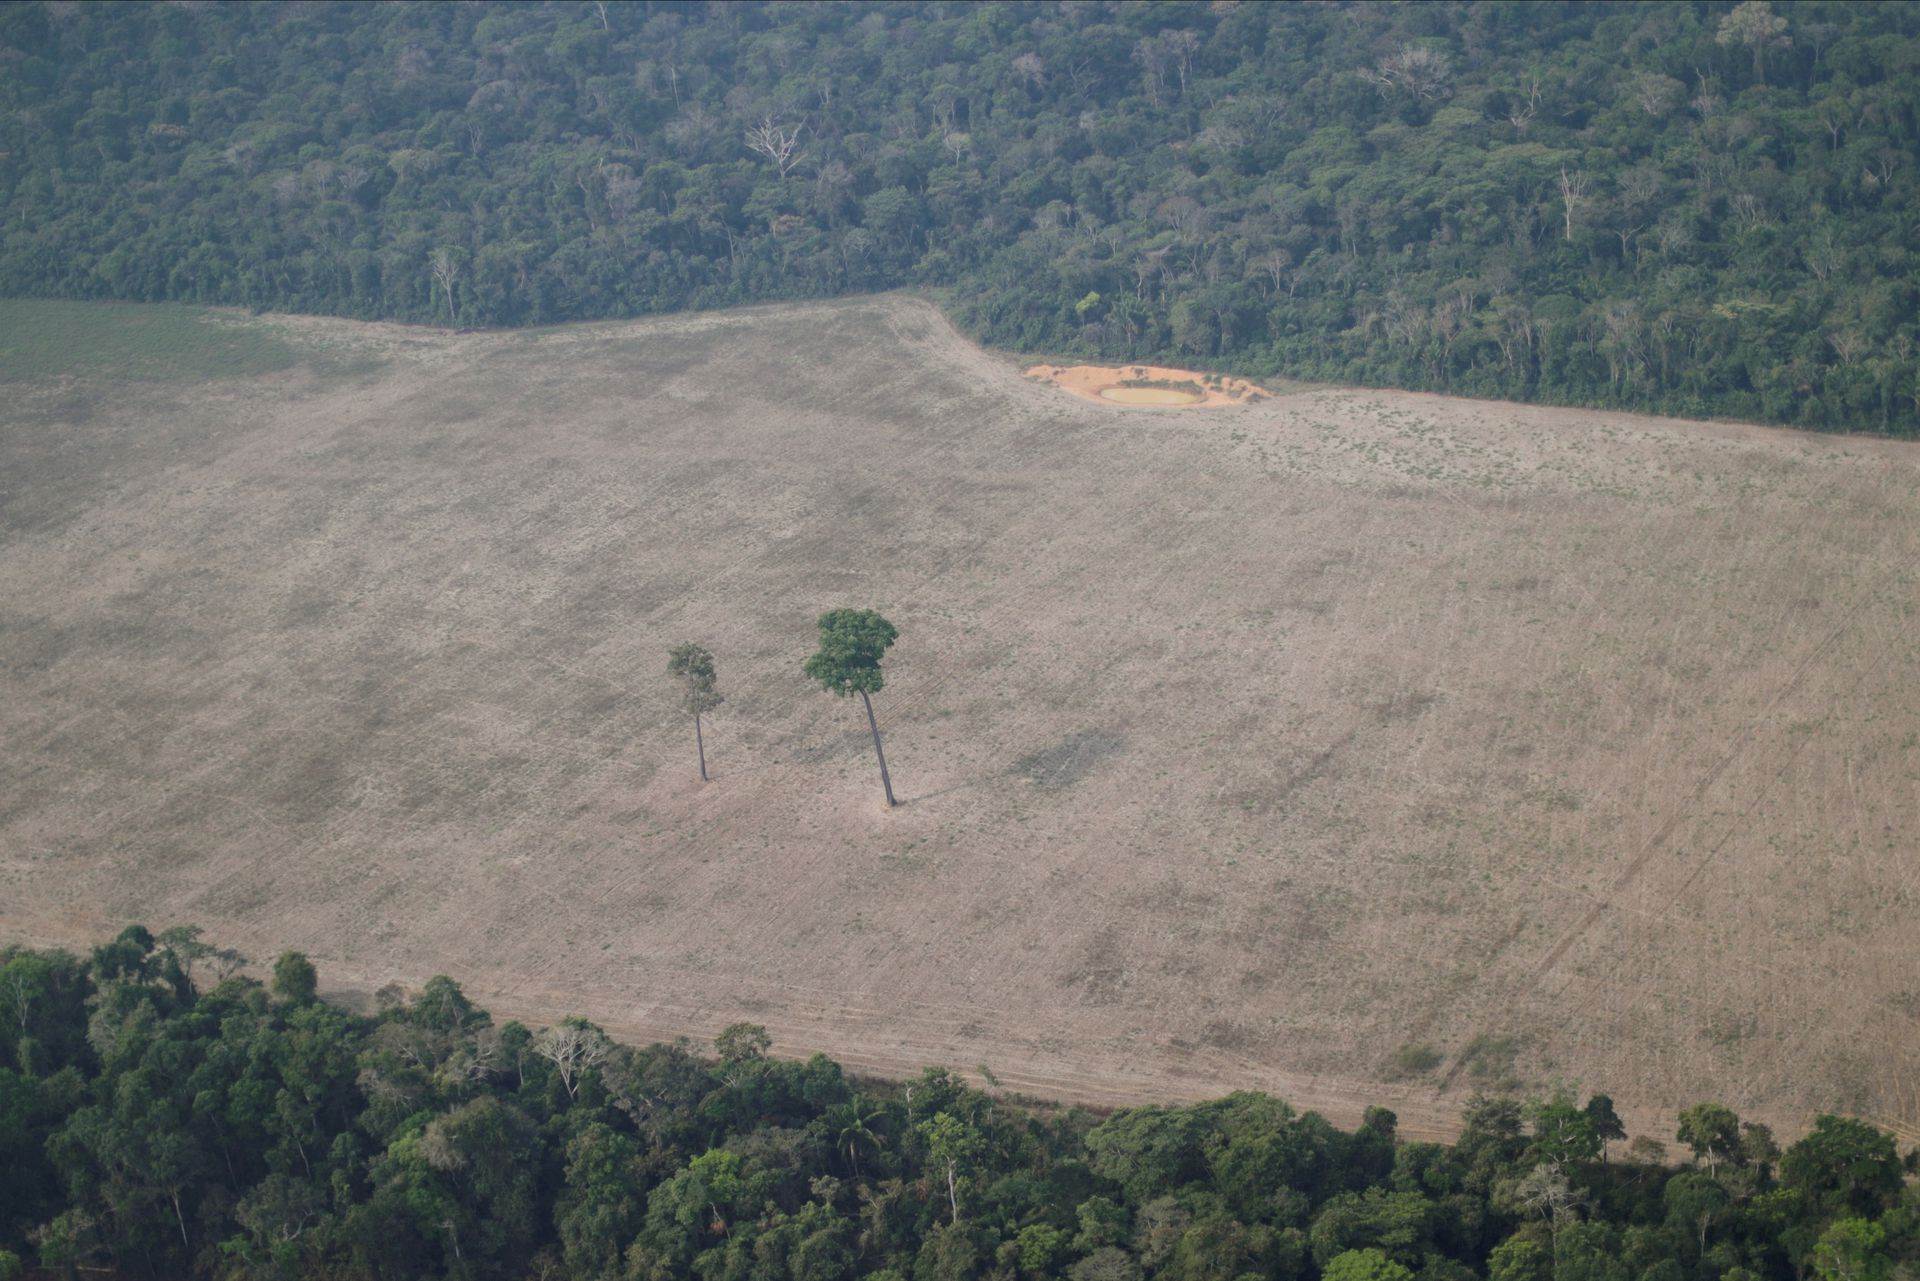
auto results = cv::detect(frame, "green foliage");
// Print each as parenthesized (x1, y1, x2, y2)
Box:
(1324, 1247, 1416, 1281)
(1810, 1217, 1893, 1281)
(1487, 1232, 1551, 1281)
(271, 950, 318, 1004)
(1526, 1092, 1603, 1171)
(667, 642, 723, 717)
(1386, 1042, 1442, 1080)
(0, 927, 1908, 1281)
(803, 608, 899, 698)
(3, 4, 1917, 433)
(714, 1020, 771, 1066)
(1584, 1094, 1627, 1147)
(1308, 1187, 1434, 1267)
(1677, 1102, 1744, 1170)
(1781, 1114, 1905, 1218)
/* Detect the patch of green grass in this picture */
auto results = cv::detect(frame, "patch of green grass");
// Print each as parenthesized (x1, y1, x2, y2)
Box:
(0, 298, 302, 383)
(1455, 1033, 1526, 1089)
(1385, 1042, 1443, 1080)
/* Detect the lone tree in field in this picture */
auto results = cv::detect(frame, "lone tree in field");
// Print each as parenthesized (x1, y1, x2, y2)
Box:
(667, 642, 722, 782)
(803, 608, 899, 807)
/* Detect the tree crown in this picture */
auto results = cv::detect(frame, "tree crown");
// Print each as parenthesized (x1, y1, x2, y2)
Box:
(802, 609, 898, 697)
(667, 642, 722, 715)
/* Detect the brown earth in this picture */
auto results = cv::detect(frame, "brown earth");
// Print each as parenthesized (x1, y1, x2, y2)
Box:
(2, 294, 1918, 1146)
(1026, 361, 1271, 407)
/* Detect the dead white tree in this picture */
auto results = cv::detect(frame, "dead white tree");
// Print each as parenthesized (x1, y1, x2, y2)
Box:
(429, 247, 460, 326)
(1827, 329, 1867, 367)
(1556, 166, 1588, 241)
(533, 1020, 611, 1099)
(1633, 71, 1684, 117)
(1365, 45, 1454, 101)
(1258, 247, 1296, 298)
(1508, 73, 1542, 132)
(1509, 1164, 1584, 1247)
(1164, 30, 1200, 99)
(1011, 51, 1046, 93)
(744, 114, 806, 178)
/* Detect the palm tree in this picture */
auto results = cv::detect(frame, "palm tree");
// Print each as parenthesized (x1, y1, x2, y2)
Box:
(828, 1095, 884, 1179)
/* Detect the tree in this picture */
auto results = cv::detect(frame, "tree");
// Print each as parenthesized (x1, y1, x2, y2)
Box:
(1364, 46, 1453, 102)
(1675, 1103, 1741, 1174)
(827, 1094, 884, 1177)
(1071, 1248, 1142, 1281)
(1526, 1093, 1602, 1174)
(533, 1019, 612, 1100)
(1557, 167, 1588, 242)
(1780, 1115, 1902, 1218)
(1716, 1, 1790, 83)
(1308, 1189, 1433, 1268)
(918, 1112, 981, 1224)
(556, 1123, 645, 1279)
(714, 1022, 771, 1070)
(1810, 1218, 1893, 1281)
(1323, 1248, 1415, 1281)
(803, 608, 901, 807)
(1487, 1234, 1550, 1281)
(428, 247, 461, 326)
(154, 926, 242, 993)
(271, 952, 317, 1005)
(1583, 1095, 1626, 1159)
(744, 115, 806, 178)
(1502, 1164, 1581, 1235)
(666, 643, 723, 783)
(1662, 1171, 1730, 1256)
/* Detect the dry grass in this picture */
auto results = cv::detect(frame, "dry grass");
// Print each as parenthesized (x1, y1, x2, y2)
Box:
(2, 295, 1917, 1143)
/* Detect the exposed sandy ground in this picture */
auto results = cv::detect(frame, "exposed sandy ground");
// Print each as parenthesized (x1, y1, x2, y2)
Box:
(2, 295, 1918, 1145)
(1026, 362, 1271, 407)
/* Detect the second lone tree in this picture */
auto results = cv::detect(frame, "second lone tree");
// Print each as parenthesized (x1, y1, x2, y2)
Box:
(667, 642, 723, 783)
(803, 608, 900, 807)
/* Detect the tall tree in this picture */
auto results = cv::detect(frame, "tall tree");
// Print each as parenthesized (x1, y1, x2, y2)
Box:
(666, 643, 723, 783)
(917, 1112, 981, 1225)
(1675, 1102, 1742, 1175)
(802, 609, 900, 807)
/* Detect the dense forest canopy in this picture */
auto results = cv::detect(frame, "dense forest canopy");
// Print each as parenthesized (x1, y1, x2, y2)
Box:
(2, 929, 1917, 1281)
(2, 1, 1918, 432)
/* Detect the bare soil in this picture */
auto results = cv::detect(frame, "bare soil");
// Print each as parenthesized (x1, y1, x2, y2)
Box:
(2, 295, 1917, 1144)
(1026, 362, 1270, 407)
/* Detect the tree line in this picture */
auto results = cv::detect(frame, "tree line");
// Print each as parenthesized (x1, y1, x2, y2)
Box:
(1, 2, 1917, 433)
(1, 928, 1915, 1281)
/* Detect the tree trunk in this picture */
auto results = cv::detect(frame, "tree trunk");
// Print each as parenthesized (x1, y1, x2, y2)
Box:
(694, 712, 708, 782)
(945, 1161, 959, 1223)
(860, 690, 895, 807)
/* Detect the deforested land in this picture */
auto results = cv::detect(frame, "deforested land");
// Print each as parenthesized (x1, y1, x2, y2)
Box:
(2, 294, 1916, 1146)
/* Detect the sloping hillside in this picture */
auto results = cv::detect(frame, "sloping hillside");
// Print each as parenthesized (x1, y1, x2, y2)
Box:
(1, 295, 1916, 1138)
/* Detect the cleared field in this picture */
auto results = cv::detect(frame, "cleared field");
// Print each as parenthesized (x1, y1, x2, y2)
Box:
(1, 295, 1917, 1142)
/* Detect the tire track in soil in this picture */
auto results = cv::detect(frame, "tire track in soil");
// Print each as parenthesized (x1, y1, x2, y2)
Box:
(1430, 476, 1904, 1095)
